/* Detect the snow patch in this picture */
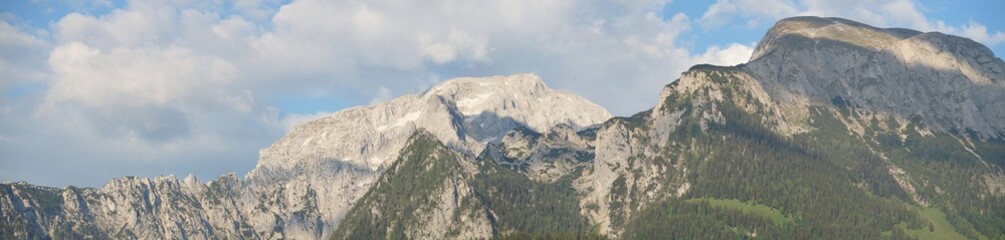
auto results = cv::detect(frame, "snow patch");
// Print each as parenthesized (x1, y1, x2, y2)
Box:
(376, 111, 422, 131)
(455, 93, 492, 114)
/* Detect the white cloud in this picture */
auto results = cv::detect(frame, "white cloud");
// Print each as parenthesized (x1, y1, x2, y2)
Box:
(1, 104, 270, 187)
(46, 43, 235, 109)
(42, 42, 252, 142)
(242, 0, 711, 115)
(0, 20, 50, 97)
(877, 0, 930, 30)
(418, 30, 490, 64)
(960, 21, 1005, 46)
(277, 111, 332, 132)
(370, 86, 393, 104)
(693, 43, 755, 66)
(232, 0, 280, 22)
(55, 10, 172, 50)
(699, 0, 800, 29)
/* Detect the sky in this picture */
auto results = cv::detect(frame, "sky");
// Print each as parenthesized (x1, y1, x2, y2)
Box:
(2, 0, 1004, 188)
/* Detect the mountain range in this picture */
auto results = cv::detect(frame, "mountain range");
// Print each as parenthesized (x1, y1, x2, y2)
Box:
(3, 16, 1004, 240)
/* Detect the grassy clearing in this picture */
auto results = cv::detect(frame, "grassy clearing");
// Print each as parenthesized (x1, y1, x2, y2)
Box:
(904, 207, 969, 240)
(685, 198, 793, 225)
(890, 207, 968, 240)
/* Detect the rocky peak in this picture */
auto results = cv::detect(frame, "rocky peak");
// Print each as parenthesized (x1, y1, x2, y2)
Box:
(425, 73, 548, 107)
(751, 16, 1004, 85)
(751, 16, 921, 61)
(182, 174, 198, 186)
(234, 73, 611, 239)
(428, 73, 611, 133)
(744, 16, 1005, 138)
(499, 126, 541, 160)
(251, 73, 611, 174)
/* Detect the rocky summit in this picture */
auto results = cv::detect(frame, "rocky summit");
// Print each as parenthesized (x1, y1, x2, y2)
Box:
(3, 16, 1005, 240)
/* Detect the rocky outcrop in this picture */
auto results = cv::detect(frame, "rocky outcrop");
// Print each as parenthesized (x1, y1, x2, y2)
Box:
(480, 124, 598, 182)
(1, 174, 252, 239)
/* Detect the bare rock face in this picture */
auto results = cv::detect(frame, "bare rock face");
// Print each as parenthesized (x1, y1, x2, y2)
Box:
(746, 16, 1005, 138)
(480, 124, 598, 182)
(252, 73, 611, 174)
(239, 73, 611, 239)
(1, 174, 253, 239)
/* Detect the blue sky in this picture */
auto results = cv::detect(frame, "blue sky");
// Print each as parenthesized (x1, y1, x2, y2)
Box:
(2, 0, 1004, 187)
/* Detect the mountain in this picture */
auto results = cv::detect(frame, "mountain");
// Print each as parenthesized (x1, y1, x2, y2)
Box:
(1, 73, 612, 239)
(605, 16, 1005, 239)
(329, 16, 1005, 239)
(331, 130, 493, 239)
(240, 73, 611, 239)
(747, 16, 1005, 138)
(4, 16, 1005, 240)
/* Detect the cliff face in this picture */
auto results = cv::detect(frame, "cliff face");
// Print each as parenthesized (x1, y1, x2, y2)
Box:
(746, 16, 1005, 138)
(1, 174, 249, 239)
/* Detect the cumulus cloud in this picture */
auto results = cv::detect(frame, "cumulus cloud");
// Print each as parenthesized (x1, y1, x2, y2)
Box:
(370, 86, 393, 104)
(276, 111, 332, 132)
(43, 42, 248, 142)
(0, 20, 50, 97)
(692, 43, 756, 66)
(700, 0, 800, 29)
(243, 0, 716, 114)
(947, 21, 1005, 46)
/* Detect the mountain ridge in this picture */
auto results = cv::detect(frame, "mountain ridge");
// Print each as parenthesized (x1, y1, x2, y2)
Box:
(3, 16, 1005, 240)
(2, 73, 613, 240)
